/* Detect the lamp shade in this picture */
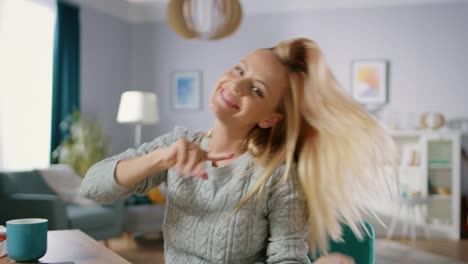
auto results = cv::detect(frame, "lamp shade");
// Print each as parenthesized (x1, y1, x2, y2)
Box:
(117, 91, 159, 125)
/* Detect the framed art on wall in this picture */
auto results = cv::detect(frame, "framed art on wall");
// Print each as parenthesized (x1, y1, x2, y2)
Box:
(171, 70, 202, 110)
(351, 59, 389, 105)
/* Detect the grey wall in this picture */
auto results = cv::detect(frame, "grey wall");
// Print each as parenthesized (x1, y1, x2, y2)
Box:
(130, 3, 468, 140)
(80, 3, 468, 153)
(80, 7, 133, 154)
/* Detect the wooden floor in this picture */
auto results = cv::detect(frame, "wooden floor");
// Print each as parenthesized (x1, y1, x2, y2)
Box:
(108, 235, 165, 264)
(398, 239, 468, 262)
(107, 235, 468, 264)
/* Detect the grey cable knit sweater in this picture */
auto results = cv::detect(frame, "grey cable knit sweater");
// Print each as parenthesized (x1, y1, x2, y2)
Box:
(80, 130, 311, 264)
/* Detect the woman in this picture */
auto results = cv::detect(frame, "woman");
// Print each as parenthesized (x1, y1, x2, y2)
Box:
(81, 38, 395, 263)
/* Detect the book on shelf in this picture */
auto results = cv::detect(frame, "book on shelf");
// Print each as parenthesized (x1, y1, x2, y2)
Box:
(401, 143, 420, 167)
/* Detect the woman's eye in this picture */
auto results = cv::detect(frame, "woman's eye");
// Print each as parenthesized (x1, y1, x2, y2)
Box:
(252, 87, 264, 98)
(234, 66, 244, 76)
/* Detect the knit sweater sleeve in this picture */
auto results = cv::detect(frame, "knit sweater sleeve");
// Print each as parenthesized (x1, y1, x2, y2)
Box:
(79, 132, 177, 204)
(80, 129, 207, 204)
(266, 167, 311, 264)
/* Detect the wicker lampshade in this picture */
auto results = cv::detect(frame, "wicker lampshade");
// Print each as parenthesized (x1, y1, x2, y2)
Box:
(166, 0, 242, 40)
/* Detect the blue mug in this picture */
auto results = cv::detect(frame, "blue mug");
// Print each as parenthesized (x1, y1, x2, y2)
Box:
(6, 218, 48, 262)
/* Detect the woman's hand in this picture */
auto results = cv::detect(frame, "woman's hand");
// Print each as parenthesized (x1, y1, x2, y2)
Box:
(313, 254, 355, 264)
(158, 138, 234, 179)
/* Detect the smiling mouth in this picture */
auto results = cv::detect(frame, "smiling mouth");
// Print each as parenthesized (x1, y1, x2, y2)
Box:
(220, 88, 239, 110)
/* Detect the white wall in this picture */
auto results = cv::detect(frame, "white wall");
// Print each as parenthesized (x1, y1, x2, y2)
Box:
(80, 6, 133, 154)
(129, 3, 468, 140)
(79, 2, 468, 153)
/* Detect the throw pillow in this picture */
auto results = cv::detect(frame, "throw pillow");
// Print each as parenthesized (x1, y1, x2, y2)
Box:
(148, 187, 165, 204)
(38, 164, 98, 206)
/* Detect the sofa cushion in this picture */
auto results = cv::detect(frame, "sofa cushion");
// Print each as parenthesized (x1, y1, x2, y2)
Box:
(67, 205, 117, 231)
(38, 165, 97, 206)
(124, 204, 165, 233)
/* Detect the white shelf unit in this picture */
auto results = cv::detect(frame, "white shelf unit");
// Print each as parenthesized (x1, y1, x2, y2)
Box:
(387, 129, 464, 240)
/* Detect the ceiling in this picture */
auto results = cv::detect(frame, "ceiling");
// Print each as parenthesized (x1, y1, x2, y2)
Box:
(68, 0, 467, 23)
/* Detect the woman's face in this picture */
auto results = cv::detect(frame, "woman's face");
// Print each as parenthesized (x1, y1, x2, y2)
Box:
(210, 50, 289, 129)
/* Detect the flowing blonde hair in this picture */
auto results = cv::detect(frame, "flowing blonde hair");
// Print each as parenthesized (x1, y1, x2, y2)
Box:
(238, 38, 397, 255)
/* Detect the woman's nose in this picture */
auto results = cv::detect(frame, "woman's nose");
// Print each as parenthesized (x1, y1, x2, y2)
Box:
(231, 79, 249, 96)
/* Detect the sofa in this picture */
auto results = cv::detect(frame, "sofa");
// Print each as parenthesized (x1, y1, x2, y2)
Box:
(125, 204, 165, 235)
(0, 169, 124, 241)
(124, 188, 166, 237)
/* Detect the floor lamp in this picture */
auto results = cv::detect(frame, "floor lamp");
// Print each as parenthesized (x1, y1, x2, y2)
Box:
(117, 91, 160, 148)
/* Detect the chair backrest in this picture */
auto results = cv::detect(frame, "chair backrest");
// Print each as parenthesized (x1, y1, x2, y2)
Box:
(308, 221, 375, 264)
(0, 170, 54, 195)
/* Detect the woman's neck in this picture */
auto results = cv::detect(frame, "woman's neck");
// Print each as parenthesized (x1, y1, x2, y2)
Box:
(208, 122, 251, 159)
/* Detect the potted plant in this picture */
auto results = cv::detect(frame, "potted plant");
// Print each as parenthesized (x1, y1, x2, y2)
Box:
(52, 111, 110, 177)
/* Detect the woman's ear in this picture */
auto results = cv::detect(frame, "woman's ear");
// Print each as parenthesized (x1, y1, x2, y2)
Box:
(258, 113, 284, 128)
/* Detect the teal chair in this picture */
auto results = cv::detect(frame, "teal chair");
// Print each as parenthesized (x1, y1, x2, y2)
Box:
(309, 221, 375, 264)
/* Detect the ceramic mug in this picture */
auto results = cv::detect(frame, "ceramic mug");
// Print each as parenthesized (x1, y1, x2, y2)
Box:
(6, 218, 48, 262)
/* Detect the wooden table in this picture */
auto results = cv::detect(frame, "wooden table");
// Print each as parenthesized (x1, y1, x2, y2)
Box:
(0, 230, 130, 264)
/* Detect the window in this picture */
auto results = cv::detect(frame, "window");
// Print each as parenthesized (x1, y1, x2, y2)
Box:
(0, 0, 56, 170)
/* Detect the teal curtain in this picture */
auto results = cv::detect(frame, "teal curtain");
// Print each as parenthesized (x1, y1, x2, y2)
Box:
(50, 0, 80, 163)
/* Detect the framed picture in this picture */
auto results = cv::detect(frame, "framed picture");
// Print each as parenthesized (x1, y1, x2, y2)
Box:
(171, 70, 202, 110)
(351, 60, 389, 105)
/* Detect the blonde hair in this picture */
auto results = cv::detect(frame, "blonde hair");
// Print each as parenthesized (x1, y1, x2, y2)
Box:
(238, 38, 397, 255)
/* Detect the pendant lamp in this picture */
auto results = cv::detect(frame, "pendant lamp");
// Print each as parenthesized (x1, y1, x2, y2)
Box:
(166, 0, 243, 40)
